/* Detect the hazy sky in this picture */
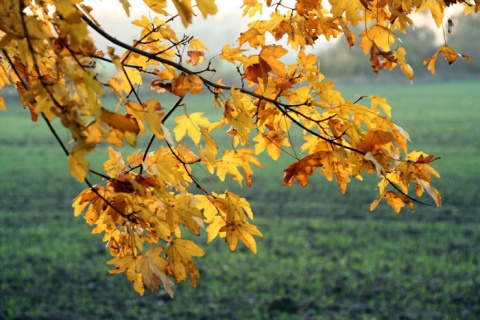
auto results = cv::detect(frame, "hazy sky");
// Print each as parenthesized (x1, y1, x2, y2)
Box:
(83, 0, 249, 54)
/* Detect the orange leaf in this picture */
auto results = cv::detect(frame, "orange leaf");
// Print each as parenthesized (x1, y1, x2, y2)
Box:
(100, 108, 140, 134)
(172, 73, 204, 97)
(186, 50, 205, 66)
(283, 152, 325, 187)
(423, 45, 472, 75)
(370, 191, 414, 213)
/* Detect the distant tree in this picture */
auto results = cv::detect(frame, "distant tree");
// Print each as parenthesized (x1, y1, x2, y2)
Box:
(0, 0, 475, 297)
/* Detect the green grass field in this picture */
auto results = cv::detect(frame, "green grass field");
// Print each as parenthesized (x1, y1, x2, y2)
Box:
(1, 80, 479, 319)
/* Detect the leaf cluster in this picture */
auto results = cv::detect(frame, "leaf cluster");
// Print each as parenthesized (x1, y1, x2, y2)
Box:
(0, 0, 474, 296)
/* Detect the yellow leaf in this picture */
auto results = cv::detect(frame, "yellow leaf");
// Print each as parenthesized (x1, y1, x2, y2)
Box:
(172, 73, 204, 97)
(107, 256, 145, 295)
(142, 0, 168, 15)
(166, 238, 205, 287)
(220, 220, 263, 253)
(171, 0, 193, 27)
(219, 45, 249, 64)
(216, 149, 262, 187)
(206, 216, 226, 243)
(0, 96, 5, 111)
(416, 178, 442, 207)
(329, 0, 364, 26)
(370, 191, 414, 213)
(396, 47, 414, 83)
(118, 0, 131, 16)
(253, 130, 290, 160)
(100, 108, 140, 134)
(173, 112, 210, 144)
(359, 25, 397, 53)
(68, 141, 94, 182)
(241, 0, 263, 17)
(259, 45, 288, 76)
(423, 45, 472, 75)
(196, 0, 218, 18)
(368, 95, 391, 118)
(199, 128, 218, 170)
(136, 246, 174, 298)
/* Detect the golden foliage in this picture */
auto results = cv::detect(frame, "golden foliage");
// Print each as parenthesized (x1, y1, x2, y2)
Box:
(2, 0, 473, 298)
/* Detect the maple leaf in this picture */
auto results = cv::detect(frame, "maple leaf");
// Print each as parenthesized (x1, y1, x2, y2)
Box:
(173, 112, 210, 144)
(186, 50, 205, 66)
(107, 255, 145, 295)
(100, 108, 140, 135)
(370, 190, 414, 213)
(356, 130, 394, 153)
(329, 0, 364, 26)
(259, 45, 288, 76)
(68, 141, 95, 182)
(195, 0, 218, 18)
(166, 239, 205, 287)
(253, 130, 291, 160)
(142, 0, 168, 15)
(172, 73, 204, 97)
(199, 128, 218, 171)
(118, 0, 131, 16)
(136, 246, 174, 298)
(220, 220, 263, 253)
(216, 149, 262, 187)
(0, 96, 6, 111)
(219, 45, 249, 64)
(423, 45, 472, 75)
(359, 25, 398, 54)
(283, 152, 325, 187)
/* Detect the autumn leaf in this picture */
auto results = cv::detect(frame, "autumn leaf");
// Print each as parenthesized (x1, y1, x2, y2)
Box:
(329, 0, 364, 26)
(259, 45, 288, 76)
(100, 108, 140, 135)
(220, 220, 263, 253)
(173, 112, 210, 144)
(283, 152, 325, 187)
(136, 246, 174, 298)
(216, 149, 262, 187)
(195, 0, 218, 18)
(423, 45, 472, 75)
(68, 141, 95, 182)
(253, 130, 291, 160)
(142, 0, 168, 15)
(370, 190, 414, 213)
(166, 239, 205, 287)
(107, 255, 145, 295)
(186, 50, 205, 66)
(0, 96, 6, 111)
(118, 0, 131, 16)
(359, 25, 398, 53)
(172, 73, 204, 97)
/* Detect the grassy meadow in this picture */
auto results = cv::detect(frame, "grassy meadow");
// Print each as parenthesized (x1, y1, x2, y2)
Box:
(0, 80, 479, 319)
